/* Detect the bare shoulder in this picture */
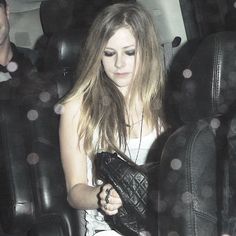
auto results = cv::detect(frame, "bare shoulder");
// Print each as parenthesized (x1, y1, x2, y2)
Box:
(59, 97, 82, 133)
(61, 98, 82, 117)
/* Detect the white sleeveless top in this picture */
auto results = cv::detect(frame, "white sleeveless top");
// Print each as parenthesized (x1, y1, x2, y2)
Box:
(84, 130, 157, 236)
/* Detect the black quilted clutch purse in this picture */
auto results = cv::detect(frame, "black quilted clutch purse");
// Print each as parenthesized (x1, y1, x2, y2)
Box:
(95, 152, 159, 236)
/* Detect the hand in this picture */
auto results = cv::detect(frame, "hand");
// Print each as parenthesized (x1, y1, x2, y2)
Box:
(99, 183, 122, 215)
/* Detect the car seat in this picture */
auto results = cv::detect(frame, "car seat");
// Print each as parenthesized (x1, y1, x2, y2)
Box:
(159, 31, 236, 236)
(0, 31, 83, 236)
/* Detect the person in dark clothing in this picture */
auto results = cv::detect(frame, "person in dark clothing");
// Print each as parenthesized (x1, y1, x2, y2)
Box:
(0, 1, 35, 235)
(0, 1, 56, 236)
(0, 0, 35, 79)
(0, 0, 37, 102)
(0, 42, 35, 79)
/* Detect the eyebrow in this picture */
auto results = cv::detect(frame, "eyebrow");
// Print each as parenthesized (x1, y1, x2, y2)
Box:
(104, 45, 135, 50)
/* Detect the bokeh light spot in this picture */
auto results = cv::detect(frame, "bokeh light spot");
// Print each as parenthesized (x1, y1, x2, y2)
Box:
(230, 119, 236, 134)
(27, 152, 39, 165)
(182, 69, 192, 79)
(182, 192, 193, 204)
(7, 61, 18, 72)
(171, 159, 182, 170)
(168, 231, 179, 236)
(39, 91, 51, 103)
(210, 118, 221, 129)
(27, 109, 39, 121)
(54, 103, 64, 115)
(139, 230, 151, 236)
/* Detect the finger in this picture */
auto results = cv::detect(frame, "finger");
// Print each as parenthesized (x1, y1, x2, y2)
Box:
(109, 189, 121, 198)
(105, 186, 113, 195)
(100, 189, 122, 204)
(105, 191, 111, 203)
(106, 196, 122, 205)
(101, 203, 120, 213)
(100, 184, 113, 199)
(108, 191, 122, 204)
(103, 184, 113, 192)
(104, 209, 118, 216)
(100, 200, 122, 209)
(99, 188, 109, 201)
(99, 185, 123, 210)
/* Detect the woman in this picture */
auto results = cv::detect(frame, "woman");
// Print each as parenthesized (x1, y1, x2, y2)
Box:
(59, 2, 165, 235)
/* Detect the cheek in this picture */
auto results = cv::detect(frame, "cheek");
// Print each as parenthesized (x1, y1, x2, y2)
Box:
(127, 57, 137, 72)
(102, 58, 113, 74)
(129, 58, 136, 68)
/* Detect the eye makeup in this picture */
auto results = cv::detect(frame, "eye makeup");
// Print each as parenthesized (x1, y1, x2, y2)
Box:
(103, 50, 115, 57)
(125, 49, 135, 56)
(103, 48, 136, 57)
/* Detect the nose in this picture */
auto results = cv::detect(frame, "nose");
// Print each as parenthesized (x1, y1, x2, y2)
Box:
(115, 53, 125, 68)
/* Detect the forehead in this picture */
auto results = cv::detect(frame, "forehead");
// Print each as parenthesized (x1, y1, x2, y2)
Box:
(105, 27, 136, 49)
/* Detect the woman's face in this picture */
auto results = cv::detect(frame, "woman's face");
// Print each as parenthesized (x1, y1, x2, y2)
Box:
(102, 27, 139, 94)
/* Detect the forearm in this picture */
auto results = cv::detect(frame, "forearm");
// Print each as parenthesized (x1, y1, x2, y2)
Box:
(67, 183, 101, 210)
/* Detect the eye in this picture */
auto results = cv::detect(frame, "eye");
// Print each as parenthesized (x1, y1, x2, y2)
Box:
(125, 49, 135, 56)
(104, 50, 115, 57)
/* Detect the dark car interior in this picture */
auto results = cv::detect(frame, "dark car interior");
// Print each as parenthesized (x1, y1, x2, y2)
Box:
(1, 0, 236, 235)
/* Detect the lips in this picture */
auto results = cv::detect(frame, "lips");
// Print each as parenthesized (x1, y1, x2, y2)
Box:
(114, 72, 130, 77)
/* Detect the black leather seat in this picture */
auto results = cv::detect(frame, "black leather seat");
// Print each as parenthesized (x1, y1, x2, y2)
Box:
(0, 100, 34, 235)
(159, 31, 236, 236)
(42, 29, 86, 98)
(0, 30, 83, 235)
(0, 0, 89, 233)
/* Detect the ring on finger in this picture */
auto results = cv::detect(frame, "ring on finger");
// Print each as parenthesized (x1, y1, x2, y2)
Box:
(105, 187, 113, 203)
(105, 187, 113, 194)
(105, 193, 110, 203)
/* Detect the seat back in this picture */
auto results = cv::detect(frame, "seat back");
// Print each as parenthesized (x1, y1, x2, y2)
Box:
(41, 29, 86, 98)
(0, 28, 84, 236)
(0, 100, 35, 234)
(159, 32, 236, 235)
(0, 72, 82, 236)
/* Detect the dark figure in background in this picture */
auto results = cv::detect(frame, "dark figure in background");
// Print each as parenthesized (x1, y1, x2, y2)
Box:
(0, 0, 37, 101)
(0, 0, 57, 118)
(0, 2, 56, 236)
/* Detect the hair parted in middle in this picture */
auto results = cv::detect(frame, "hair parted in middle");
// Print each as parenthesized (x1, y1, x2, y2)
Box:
(62, 2, 165, 157)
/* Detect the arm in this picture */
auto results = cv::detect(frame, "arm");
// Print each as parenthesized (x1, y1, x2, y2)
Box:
(59, 100, 122, 214)
(59, 99, 100, 209)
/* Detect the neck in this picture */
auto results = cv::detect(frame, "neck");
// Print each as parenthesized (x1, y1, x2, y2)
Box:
(0, 40, 12, 66)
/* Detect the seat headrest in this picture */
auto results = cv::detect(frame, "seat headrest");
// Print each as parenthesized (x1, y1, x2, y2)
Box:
(174, 32, 236, 123)
(43, 29, 87, 72)
(40, 1, 74, 36)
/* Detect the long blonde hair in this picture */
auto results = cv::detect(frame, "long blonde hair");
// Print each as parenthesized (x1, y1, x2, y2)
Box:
(62, 2, 165, 156)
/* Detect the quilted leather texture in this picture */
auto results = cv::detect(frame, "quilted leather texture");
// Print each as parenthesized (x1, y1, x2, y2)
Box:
(95, 152, 158, 235)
